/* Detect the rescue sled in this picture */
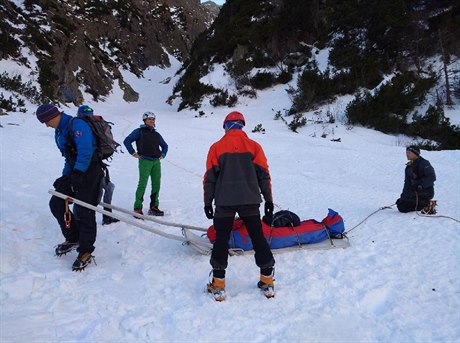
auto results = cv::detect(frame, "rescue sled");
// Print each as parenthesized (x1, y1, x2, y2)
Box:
(203, 208, 350, 255)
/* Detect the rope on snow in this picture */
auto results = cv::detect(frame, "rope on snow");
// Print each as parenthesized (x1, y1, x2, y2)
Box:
(346, 197, 460, 236)
(345, 204, 396, 235)
(414, 192, 460, 223)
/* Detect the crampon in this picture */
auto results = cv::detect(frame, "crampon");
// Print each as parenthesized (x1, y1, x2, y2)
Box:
(258, 273, 275, 299)
(421, 200, 437, 215)
(207, 277, 226, 302)
(55, 241, 79, 256)
(72, 253, 95, 272)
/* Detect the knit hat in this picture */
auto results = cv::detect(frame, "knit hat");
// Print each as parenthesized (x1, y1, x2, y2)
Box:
(36, 104, 61, 123)
(406, 146, 420, 156)
(77, 105, 94, 116)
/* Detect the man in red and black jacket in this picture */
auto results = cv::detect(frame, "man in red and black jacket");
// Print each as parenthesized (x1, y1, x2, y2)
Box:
(203, 111, 276, 300)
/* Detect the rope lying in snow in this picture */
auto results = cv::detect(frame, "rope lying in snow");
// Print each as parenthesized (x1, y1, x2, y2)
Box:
(415, 212, 460, 223)
(415, 192, 460, 223)
(164, 159, 203, 179)
(345, 204, 396, 234)
(347, 198, 460, 235)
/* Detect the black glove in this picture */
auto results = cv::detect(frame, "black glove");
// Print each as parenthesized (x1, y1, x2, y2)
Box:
(264, 201, 274, 217)
(204, 206, 214, 219)
(53, 174, 72, 194)
(71, 170, 84, 193)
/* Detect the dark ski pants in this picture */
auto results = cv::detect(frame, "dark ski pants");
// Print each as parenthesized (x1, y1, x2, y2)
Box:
(50, 161, 103, 254)
(210, 204, 275, 278)
(99, 176, 115, 206)
(99, 175, 115, 220)
(396, 197, 430, 213)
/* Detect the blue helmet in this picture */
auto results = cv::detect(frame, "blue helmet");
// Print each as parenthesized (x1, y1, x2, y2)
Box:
(77, 105, 94, 116)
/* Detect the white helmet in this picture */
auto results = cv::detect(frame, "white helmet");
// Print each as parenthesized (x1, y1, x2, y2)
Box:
(142, 111, 156, 121)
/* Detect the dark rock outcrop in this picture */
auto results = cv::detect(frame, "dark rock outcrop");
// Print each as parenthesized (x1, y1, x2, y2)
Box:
(0, 0, 219, 103)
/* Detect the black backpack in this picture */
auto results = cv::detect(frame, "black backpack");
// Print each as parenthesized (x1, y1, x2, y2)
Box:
(68, 115, 120, 160)
(263, 210, 301, 227)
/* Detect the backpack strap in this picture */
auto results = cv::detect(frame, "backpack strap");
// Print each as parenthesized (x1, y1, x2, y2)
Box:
(66, 117, 77, 157)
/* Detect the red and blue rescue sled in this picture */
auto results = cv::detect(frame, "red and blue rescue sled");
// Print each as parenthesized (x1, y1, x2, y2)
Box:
(207, 209, 348, 252)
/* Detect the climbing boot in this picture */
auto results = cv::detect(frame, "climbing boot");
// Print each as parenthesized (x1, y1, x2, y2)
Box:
(148, 207, 164, 216)
(102, 215, 120, 225)
(148, 193, 164, 216)
(55, 241, 79, 256)
(207, 277, 226, 301)
(72, 252, 94, 271)
(133, 208, 144, 220)
(421, 200, 437, 215)
(258, 273, 275, 298)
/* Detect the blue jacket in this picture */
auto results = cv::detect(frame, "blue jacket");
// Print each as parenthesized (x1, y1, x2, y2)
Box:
(55, 113, 96, 175)
(123, 125, 168, 160)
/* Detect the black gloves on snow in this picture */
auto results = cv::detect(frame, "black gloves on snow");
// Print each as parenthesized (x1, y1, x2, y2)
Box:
(204, 206, 214, 219)
(71, 170, 84, 193)
(264, 201, 274, 217)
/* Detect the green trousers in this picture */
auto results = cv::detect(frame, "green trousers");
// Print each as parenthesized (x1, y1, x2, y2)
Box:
(134, 159, 161, 210)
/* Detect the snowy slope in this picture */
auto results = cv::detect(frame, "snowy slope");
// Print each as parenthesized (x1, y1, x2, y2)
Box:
(1, 57, 459, 342)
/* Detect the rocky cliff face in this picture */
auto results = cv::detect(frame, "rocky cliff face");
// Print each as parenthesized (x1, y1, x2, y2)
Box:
(0, 0, 219, 103)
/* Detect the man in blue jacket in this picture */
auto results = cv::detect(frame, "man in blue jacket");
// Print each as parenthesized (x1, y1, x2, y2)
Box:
(396, 146, 436, 213)
(124, 111, 168, 216)
(36, 104, 103, 271)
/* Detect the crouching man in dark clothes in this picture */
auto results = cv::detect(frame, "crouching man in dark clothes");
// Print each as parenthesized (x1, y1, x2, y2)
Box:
(36, 104, 103, 271)
(203, 111, 276, 301)
(396, 146, 436, 214)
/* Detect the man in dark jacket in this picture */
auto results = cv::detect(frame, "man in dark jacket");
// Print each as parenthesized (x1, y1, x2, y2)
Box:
(203, 111, 275, 301)
(123, 111, 168, 216)
(396, 146, 436, 213)
(36, 104, 103, 271)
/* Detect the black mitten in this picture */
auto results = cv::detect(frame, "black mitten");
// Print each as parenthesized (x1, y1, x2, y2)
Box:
(204, 206, 214, 219)
(71, 170, 84, 193)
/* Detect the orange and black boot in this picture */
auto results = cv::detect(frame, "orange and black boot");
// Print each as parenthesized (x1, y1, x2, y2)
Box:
(72, 252, 94, 271)
(258, 273, 275, 298)
(207, 277, 226, 301)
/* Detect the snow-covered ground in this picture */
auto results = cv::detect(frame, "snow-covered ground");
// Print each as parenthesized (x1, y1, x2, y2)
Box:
(1, 55, 459, 342)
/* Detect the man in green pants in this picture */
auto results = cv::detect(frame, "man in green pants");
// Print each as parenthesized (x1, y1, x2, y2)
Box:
(123, 111, 168, 216)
